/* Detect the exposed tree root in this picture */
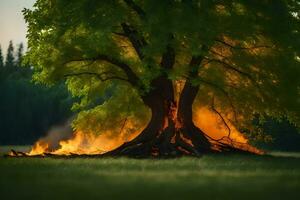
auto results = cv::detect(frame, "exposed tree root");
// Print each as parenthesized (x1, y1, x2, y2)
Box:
(5, 139, 261, 158)
(89, 126, 262, 158)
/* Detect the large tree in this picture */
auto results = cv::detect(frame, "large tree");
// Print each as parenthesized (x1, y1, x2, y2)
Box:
(24, 0, 300, 157)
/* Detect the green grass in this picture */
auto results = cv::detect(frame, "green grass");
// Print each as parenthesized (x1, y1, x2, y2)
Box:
(0, 147, 300, 200)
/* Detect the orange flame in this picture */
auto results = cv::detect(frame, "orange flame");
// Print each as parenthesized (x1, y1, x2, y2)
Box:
(194, 107, 262, 154)
(193, 107, 247, 143)
(28, 140, 49, 155)
(28, 121, 142, 156)
(26, 105, 261, 156)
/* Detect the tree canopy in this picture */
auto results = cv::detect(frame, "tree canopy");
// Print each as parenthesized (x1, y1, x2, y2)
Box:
(24, 0, 300, 145)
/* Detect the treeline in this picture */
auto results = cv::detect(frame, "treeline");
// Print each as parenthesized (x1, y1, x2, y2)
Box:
(0, 41, 73, 145)
(255, 120, 300, 152)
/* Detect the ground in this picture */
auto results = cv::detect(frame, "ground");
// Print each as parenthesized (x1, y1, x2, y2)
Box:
(0, 146, 300, 200)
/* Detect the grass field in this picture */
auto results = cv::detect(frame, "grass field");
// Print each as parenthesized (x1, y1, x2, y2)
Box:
(0, 146, 300, 200)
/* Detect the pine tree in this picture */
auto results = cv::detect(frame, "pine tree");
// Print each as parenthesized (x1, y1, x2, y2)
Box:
(5, 41, 15, 75)
(16, 43, 24, 67)
(0, 45, 3, 68)
(0, 45, 4, 81)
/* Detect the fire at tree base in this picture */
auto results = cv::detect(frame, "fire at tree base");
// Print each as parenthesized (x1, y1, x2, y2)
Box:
(7, 107, 263, 158)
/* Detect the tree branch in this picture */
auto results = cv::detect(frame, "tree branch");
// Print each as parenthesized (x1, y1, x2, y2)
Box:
(123, 0, 146, 20)
(210, 96, 232, 140)
(206, 58, 266, 101)
(64, 54, 139, 86)
(197, 78, 238, 122)
(160, 43, 175, 69)
(112, 32, 127, 37)
(209, 49, 230, 60)
(215, 39, 272, 50)
(188, 55, 205, 78)
(206, 58, 254, 80)
(121, 23, 147, 60)
(63, 71, 130, 83)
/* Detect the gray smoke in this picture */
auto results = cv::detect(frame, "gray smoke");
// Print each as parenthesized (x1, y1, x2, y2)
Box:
(37, 118, 74, 151)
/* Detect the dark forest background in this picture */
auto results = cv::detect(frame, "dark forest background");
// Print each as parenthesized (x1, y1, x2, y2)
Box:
(0, 41, 299, 151)
(0, 41, 73, 145)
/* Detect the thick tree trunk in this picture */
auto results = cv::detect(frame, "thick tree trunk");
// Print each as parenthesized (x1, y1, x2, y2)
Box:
(101, 42, 259, 157)
(105, 73, 212, 157)
(175, 55, 211, 154)
(105, 76, 172, 156)
(177, 80, 211, 154)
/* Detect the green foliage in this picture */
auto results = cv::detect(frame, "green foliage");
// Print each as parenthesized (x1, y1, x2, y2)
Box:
(73, 84, 149, 135)
(253, 119, 300, 151)
(24, 0, 300, 137)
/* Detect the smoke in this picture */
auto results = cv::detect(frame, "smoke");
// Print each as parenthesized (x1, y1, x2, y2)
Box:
(36, 118, 74, 151)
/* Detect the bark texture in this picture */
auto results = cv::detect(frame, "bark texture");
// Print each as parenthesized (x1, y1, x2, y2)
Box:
(105, 73, 213, 157)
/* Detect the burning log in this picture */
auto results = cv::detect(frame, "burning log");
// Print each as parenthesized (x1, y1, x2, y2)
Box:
(9, 149, 27, 157)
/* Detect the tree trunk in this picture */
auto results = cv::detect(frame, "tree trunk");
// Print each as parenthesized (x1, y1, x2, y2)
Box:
(98, 40, 261, 157)
(177, 79, 211, 153)
(176, 55, 211, 154)
(104, 74, 212, 157)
